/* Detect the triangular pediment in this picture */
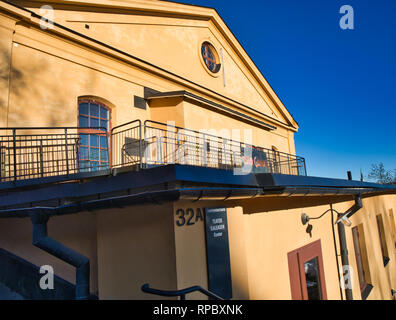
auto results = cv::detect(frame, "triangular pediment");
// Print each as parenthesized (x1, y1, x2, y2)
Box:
(17, 0, 298, 130)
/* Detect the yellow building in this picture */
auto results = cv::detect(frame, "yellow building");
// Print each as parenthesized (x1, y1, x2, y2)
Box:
(0, 0, 395, 300)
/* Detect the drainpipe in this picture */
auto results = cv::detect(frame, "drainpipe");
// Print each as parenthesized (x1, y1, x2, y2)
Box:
(336, 172, 354, 300)
(30, 212, 90, 300)
(336, 213, 353, 300)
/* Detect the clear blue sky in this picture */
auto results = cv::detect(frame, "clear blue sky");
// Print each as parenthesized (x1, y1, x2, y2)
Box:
(174, 0, 396, 180)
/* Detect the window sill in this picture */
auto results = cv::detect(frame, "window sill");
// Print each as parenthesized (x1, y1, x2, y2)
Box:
(361, 284, 374, 300)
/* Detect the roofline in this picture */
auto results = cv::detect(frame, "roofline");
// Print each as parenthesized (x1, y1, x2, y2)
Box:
(160, 0, 300, 127)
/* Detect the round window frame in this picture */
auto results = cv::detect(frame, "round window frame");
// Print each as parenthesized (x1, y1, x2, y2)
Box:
(198, 40, 222, 77)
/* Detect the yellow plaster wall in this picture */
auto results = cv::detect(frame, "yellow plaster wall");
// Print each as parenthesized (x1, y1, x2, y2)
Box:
(7, 26, 150, 128)
(173, 202, 208, 300)
(20, 3, 286, 122)
(96, 204, 178, 300)
(0, 14, 16, 126)
(182, 100, 292, 153)
(173, 202, 250, 300)
(243, 203, 342, 300)
(149, 97, 185, 127)
(333, 195, 396, 300)
(239, 195, 396, 300)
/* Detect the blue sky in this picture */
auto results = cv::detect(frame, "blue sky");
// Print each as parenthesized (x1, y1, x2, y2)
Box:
(174, 0, 396, 179)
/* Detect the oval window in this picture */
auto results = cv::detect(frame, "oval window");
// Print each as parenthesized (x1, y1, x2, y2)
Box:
(201, 42, 221, 73)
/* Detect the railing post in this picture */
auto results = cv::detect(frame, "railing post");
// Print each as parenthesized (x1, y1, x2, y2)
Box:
(304, 159, 307, 176)
(107, 131, 111, 171)
(75, 137, 80, 173)
(64, 128, 69, 175)
(39, 140, 44, 178)
(12, 129, 17, 181)
(203, 133, 207, 167)
(139, 122, 142, 170)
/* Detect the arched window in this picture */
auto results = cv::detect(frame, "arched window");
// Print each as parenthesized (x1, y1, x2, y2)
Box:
(78, 99, 111, 172)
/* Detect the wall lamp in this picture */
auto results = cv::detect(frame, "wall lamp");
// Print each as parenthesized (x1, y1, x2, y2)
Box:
(301, 210, 352, 227)
(301, 195, 362, 228)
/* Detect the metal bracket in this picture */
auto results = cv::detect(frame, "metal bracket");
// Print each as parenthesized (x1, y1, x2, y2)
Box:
(335, 194, 362, 224)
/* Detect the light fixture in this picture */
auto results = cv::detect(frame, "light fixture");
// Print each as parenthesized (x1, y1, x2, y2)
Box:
(301, 209, 352, 228)
(301, 195, 362, 228)
(340, 216, 352, 227)
(301, 212, 311, 225)
(301, 209, 332, 225)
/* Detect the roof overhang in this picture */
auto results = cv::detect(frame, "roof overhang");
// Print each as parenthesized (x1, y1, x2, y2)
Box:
(1, 165, 395, 218)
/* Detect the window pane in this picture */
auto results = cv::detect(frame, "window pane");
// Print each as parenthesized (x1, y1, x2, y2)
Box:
(100, 150, 109, 162)
(100, 106, 109, 119)
(376, 215, 389, 265)
(79, 116, 89, 128)
(208, 48, 214, 60)
(202, 45, 207, 56)
(352, 227, 366, 289)
(79, 147, 89, 160)
(100, 119, 108, 130)
(304, 257, 322, 300)
(100, 135, 108, 149)
(79, 103, 89, 115)
(90, 161, 99, 171)
(90, 104, 99, 117)
(79, 160, 89, 172)
(90, 148, 99, 160)
(90, 135, 99, 147)
(90, 117, 99, 128)
(79, 134, 89, 146)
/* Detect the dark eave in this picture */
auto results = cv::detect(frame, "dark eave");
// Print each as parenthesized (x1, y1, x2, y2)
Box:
(0, 165, 395, 217)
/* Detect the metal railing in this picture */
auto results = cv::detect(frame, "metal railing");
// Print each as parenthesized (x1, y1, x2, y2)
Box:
(0, 127, 110, 182)
(141, 283, 224, 300)
(0, 121, 306, 182)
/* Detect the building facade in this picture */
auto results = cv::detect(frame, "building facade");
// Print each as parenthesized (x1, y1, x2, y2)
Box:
(0, 0, 395, 300)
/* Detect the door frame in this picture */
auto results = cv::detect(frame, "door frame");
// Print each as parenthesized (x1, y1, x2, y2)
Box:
(287, 239, 328, 300)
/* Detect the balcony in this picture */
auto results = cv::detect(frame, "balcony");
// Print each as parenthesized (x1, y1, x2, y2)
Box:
(0, 120, 306, 184)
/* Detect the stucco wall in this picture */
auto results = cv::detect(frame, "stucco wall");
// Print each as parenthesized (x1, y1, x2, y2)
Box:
(96, 204, 178, 300)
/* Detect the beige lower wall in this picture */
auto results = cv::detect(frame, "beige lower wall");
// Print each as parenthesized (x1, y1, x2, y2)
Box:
(173, 202, 208, 299)
(0, 194, 395, 300)
(243, 194, 396, 300)
(96, 203, 177, 300)
(333, 195, 396, 300)
(0, 212, 99, 294)
(173, 202, 250, 300)
(243, 203, 342, 300)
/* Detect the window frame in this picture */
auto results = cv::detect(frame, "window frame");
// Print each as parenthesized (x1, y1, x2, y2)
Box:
(352, 224, 374, 300)
(376, 214, 390, 267)
(77, 99, 112, 170)
(287, 240, 328, 300)
(200, 41, 221, 74)
(389, 209, 396, 248)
